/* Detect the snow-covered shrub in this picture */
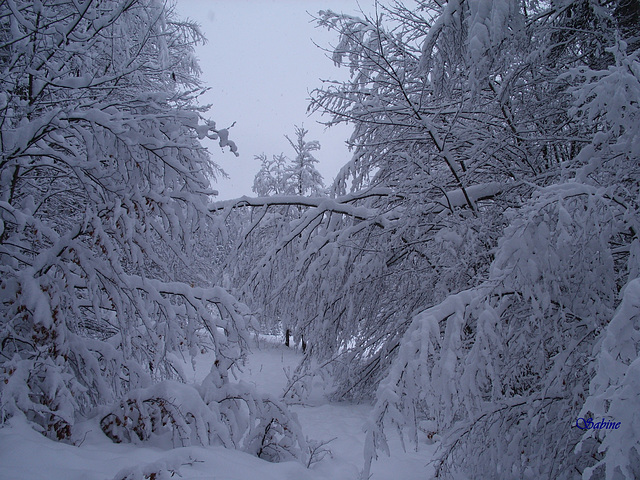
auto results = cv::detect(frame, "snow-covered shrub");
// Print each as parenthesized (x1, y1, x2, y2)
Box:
(99, 374, 309, 462)
(100, 381, 220, 447)
(199, 374, 309, 462)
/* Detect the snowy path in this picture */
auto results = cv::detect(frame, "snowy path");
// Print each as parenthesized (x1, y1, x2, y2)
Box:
(0, 337, 434, 480)
(230, 335, 435, 479)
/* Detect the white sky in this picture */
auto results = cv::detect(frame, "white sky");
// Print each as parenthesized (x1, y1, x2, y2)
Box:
(173, 0, 369, 199)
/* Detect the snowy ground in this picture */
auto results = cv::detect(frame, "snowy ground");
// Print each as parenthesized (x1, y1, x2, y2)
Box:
(0, 336, 435, 480)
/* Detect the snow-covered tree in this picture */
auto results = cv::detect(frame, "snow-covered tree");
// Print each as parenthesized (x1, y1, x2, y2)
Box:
(306, 2, 639, 478)
(212, 0, 639, 476)
(252, 126, 324, 198)
(285, 125, 324, 197)
(252, 153, 289, 197)
(226, 127, 325, 342)
(0, 0, 307, 461)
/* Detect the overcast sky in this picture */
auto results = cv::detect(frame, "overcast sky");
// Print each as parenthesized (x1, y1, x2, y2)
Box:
(173, 0, 368, 199)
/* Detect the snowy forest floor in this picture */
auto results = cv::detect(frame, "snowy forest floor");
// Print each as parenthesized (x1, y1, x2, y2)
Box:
(0, 335, 435, 480)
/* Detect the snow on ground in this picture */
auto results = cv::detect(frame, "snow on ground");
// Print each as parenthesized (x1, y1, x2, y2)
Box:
(0, 335, 435, 480)
(236, 335, 436, 480)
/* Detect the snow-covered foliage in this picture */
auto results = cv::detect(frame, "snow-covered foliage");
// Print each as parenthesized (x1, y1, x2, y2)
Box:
(0, 0, 308, 463)
(253, 153, 290, 197)
(364, 183, 634, 478)
(252, 125, 324, 198)
(0, 336, 435, 480)
(100, 375, 307, 461)
(224, 126, 327, 338)
(210, 0, 640, 477)
(285, 125, 324, 197)
(579, 278, 640, 480)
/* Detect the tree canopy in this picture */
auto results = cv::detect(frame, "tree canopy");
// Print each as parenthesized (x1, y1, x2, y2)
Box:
(1, 0, 639, 477)
(0, 0, 307, 462)
(216, 0, 640, 477)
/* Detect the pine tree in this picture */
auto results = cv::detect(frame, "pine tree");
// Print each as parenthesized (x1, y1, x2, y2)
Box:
(285, 125, 324, 197)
